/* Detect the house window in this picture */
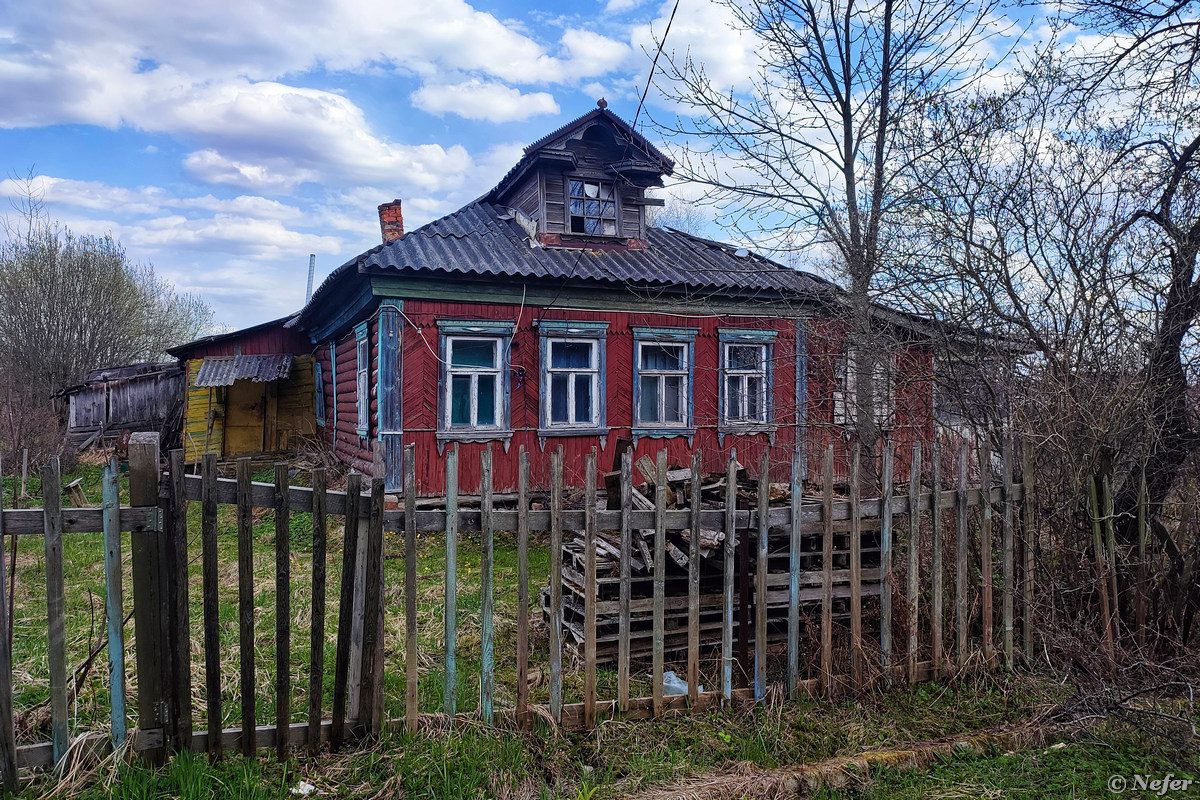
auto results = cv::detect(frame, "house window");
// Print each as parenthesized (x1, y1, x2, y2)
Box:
(537, 320, 608, 437)
(314, 360, 325, 427)
(834, 350, 895, 429)
(632, 328, 696, 432)
(723, 343, 768, 423)
(355, 325, 369, 438)
(568, 179, 618, 236)
(547, 340, 598, 425)
(436, 320, 514, 442)
(446, 337, 503, 428)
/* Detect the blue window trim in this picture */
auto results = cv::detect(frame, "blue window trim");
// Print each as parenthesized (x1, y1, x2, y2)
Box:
(795, 321, 808, 477)
(354, 321, 369, 439)
(537, 321, 609, 448)
(314, 359, 326, 427)
(436, 319, 516, 453)
(632, 326, 698, 445)
(328, 341, 337, 432)
(717, 328, 777, 446)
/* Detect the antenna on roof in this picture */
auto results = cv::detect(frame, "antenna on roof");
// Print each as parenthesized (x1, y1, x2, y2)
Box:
(305, 254, 316, 303)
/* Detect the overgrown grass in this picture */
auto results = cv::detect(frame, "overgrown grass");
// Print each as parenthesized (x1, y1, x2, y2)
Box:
(816, 724, 1200, 799)
(20, 671, 1109, 799)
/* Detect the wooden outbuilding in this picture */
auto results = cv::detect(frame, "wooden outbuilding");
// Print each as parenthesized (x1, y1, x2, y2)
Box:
(57, 361, 186, 448)
(167, 316, 317, 462)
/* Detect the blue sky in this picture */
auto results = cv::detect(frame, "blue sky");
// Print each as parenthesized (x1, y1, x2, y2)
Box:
(0, 0, 760, 328)
(1, 0, 1047, 330)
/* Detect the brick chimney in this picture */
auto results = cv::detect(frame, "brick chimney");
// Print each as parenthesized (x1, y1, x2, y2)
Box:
(378, 199, 404, 244)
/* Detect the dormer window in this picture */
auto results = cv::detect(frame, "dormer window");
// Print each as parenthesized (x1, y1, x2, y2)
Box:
(569, 179, 618, 236)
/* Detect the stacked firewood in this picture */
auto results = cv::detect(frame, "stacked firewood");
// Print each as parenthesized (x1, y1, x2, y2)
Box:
(540, 451, 882, 663)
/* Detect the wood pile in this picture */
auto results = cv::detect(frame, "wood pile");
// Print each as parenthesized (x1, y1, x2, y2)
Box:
(541, 451, 883, 664)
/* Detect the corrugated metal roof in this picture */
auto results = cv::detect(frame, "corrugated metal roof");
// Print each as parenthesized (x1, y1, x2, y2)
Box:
(194, 354, 294, 387)
(354, 201, 836, 296)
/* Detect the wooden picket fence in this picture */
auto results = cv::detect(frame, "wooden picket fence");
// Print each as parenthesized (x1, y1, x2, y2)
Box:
(0, 432, 1036, 786)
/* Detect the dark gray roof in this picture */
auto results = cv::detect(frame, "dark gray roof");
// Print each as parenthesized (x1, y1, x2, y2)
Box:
(345, 201, 835, 297)
(195, 354, 293, 387)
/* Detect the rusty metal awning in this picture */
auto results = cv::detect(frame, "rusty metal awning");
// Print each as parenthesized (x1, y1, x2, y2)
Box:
(194, 354, 294, 387)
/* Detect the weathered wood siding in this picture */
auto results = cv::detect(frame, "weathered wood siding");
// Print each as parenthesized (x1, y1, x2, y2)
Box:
(183, 359, 225, 461)
(68, 386, 107, 433)
(182, 356, 317, 462)
(321, 325, 376, 474)
(179, 325, 311, 359)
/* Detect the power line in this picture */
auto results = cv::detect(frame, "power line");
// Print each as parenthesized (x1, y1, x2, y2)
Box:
(632, 0, 681, 132)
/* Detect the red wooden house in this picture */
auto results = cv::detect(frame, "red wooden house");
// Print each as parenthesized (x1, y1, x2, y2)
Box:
(250, 106, 934, 493)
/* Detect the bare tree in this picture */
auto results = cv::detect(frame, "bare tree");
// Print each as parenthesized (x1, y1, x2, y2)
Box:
(654, 0, 1010, 485)
(0, 180, 213, 460)
(647, 191, 709, 236)
(889, 25, 1200, 644)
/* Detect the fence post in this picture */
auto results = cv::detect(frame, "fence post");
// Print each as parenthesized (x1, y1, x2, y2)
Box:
(880, 443, 894, 686)
(906, 443, 922, 684)
(165, 450, 192, 752)
(956, 443, 969, 670)
(102, 456, 128, 749)
(201, 454, 222, 760)
(43, 459, 69, 769)
(129, 432, 170, 765)
(0, 456, 16, 792)
(1021, 439, 1036, 667)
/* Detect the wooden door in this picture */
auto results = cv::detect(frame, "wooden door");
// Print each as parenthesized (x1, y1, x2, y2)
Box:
(224, 380, 266, 456)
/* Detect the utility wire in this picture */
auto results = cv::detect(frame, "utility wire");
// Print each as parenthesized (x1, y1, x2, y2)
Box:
(632, 0, 681, 132)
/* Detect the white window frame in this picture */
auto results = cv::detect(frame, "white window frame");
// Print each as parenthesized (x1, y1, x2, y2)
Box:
(443, 335, 504, 430)
(543, 337, 601, 429)
(722, 342, 769, 424)
(636, 340, 690, 428)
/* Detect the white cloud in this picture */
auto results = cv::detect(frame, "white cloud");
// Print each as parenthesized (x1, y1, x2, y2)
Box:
(411, 81, 560, 123)
(605, 0, 650, 12)
(631, 0, 760, 93)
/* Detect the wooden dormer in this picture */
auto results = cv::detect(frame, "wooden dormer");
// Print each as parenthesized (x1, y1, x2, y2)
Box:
(487, 104, 674, 250)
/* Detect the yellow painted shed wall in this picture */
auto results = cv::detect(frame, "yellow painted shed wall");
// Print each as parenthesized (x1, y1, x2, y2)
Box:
(183, 359, 225, 462)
